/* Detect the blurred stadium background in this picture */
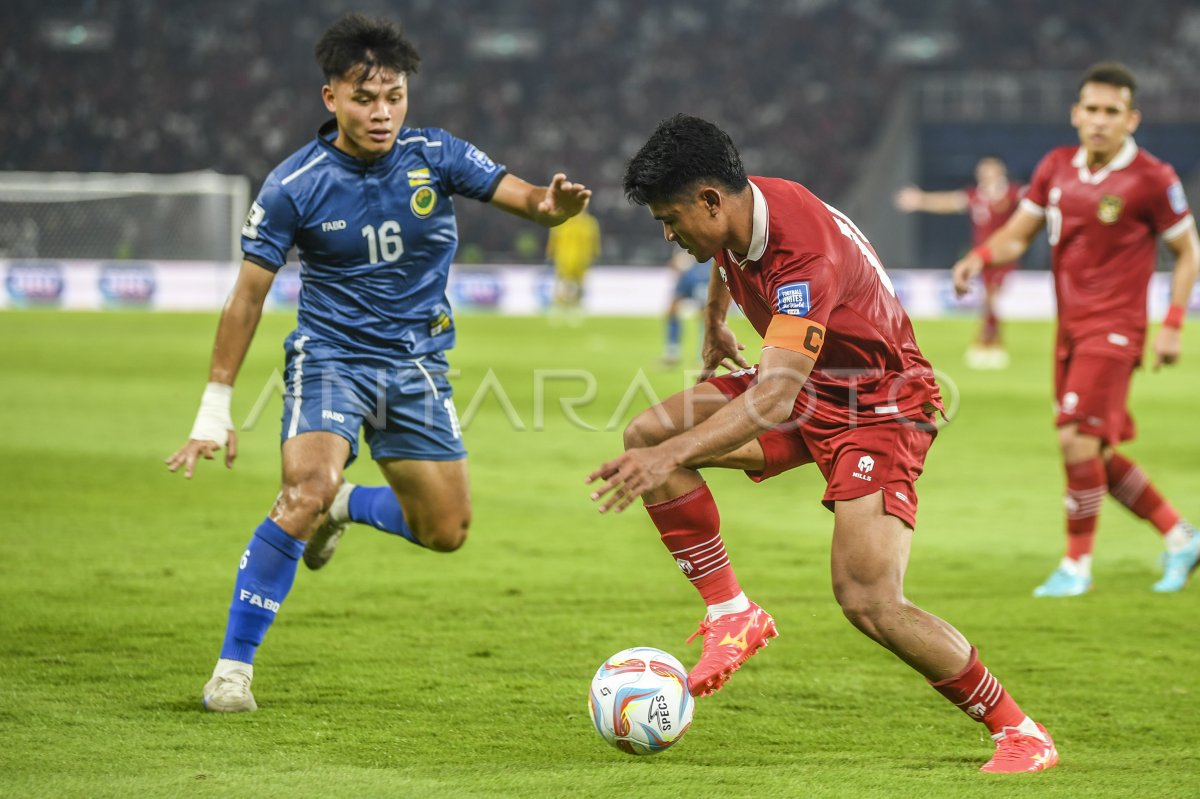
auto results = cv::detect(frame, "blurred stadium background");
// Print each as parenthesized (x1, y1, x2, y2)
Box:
(4, 5, 1200, 797)
(3, 0, 1200, 296)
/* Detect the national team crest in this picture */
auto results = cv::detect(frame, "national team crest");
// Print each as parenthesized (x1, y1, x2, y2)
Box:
(411, 186, 438, 218)
(1097, 194, 1124, 225)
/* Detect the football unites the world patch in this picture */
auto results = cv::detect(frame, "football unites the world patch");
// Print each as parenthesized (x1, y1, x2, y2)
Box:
(1167, 181, 1189, 215)
(465, 144, 498, 173)
(775, 282, 811, 316)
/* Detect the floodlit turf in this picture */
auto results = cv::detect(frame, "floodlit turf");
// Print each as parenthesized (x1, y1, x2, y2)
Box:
(1, 309, 1198, 798)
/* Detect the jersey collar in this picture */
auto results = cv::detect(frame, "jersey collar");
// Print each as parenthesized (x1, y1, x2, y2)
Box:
(316, 119, 402, 171)
(1071, 136, 1138, 185)
(728, 179, 769, 269)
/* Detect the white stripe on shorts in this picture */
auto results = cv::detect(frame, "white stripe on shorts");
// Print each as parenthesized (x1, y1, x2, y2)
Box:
(287, 335, 311, 438)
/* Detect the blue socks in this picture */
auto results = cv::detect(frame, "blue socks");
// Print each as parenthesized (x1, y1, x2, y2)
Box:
(348, 486, 420, 545)
(667, 315, 681, 347)
(219, 518, 304, 664)
(218, 492, 416, 665)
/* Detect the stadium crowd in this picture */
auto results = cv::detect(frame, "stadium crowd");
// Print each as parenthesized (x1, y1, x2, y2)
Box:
(3, 0, 1198, 262)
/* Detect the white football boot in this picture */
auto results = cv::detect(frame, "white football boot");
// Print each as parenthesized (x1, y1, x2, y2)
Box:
(202, 660, 257, 712)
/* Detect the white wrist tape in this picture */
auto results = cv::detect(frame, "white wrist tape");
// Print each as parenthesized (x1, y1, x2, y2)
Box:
(189, 382, 234, 444)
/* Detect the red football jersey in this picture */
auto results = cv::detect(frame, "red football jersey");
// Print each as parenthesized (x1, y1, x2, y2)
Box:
(713, 176, 942, 427)
(1023, 139, 1194, 345)
(966, 183, 1023, 251)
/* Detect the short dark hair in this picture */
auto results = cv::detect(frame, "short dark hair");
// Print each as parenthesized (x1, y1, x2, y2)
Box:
(1080, 61, 1137, 104)
(315, 14, 421, 83)
(623, 114, 749, 206)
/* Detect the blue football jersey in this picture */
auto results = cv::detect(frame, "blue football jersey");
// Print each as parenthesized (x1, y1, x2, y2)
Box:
(242, 120, 507, 360)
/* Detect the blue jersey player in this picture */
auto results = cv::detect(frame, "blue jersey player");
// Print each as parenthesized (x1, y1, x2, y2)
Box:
(662, 249, 713, 366)
(165, 14, 592, 712)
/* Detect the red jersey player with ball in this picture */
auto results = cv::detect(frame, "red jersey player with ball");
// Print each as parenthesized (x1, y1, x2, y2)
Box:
(589, 114, 1057, 773)
(953, 62, 1200, 598)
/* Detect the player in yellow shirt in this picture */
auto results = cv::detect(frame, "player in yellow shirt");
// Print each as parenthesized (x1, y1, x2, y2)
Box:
(546, 208, 601, 325)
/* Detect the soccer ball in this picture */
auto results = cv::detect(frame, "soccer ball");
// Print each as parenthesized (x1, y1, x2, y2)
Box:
(588, 646, 694, 755)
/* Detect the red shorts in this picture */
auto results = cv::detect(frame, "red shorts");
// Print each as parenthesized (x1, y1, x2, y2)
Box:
(981, 263, 1017, 291)
(1054, 333, 1137, 444)
(708, 370, 936, 529)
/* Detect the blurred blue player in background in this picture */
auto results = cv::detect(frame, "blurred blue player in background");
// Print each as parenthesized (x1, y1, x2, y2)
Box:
(662, 249, 713, 366)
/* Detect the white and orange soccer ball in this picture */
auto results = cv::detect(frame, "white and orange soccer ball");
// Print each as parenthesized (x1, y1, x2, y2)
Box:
(588, 646, 694, 755)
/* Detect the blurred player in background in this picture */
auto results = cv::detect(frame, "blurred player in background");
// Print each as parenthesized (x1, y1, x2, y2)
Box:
(165, 14, 590, 712)
(546, 207, 601, 326)
(661, 249, 712, 366)
(590, 114, 1058, 773)
(896, 156, 1022, 369)
(953, 62, 1199, 597)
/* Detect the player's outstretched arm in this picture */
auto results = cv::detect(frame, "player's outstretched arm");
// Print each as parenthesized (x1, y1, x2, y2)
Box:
(1153, 222, 1199, 370)
(165, 261, 275, 478)
(894, 186, 968, 215)
(951, 207, 1043, 296)
(588, 346, 813, 513)
(490, 173, 592, 227)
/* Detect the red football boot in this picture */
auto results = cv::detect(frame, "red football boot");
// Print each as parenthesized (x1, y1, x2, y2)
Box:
(686, 602, 777, 697)
(980, 723, 1059, 773)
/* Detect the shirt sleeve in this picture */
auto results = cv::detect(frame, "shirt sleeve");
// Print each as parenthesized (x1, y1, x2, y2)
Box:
(430, 129, 508, 201)
(1147, 164, 1193, 239)
(760, 254, 839, 359)
(240, 173, 298, 272)
(1020, 153, 1055, 216)
(764, 254, 838, 326)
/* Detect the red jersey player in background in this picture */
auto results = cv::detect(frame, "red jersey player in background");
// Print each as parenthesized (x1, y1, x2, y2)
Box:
(896, 156, 1023, 369)
(953, 62, 1200, 598)
(589, 114, 1058, 773)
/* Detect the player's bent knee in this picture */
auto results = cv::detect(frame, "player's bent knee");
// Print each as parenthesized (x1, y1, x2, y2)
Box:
(832, 581, 901, 639)
(274, 475, 341, 537)
(414, 514, 470, 553)
(623, 407, 672, 451)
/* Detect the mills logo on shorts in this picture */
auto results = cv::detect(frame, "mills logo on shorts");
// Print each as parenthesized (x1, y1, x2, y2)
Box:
(852, 454, 875, 482)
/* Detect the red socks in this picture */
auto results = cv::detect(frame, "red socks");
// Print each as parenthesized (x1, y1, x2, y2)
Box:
(930, 647, 1026, 734)
(1106, 452, 1181, 534)
(1065, 458, 1106, 560)
(645, 483, 741, 605)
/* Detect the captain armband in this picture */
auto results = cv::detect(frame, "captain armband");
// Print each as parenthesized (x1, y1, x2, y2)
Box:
(763, 314, 826, 359)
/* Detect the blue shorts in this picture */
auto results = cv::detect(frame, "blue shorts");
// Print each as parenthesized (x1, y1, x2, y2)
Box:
(279, 333, 465, 466)
(674, 263, 710, 302)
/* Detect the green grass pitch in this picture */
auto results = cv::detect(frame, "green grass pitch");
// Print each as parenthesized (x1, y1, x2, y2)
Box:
(1, 309, 1198, 798)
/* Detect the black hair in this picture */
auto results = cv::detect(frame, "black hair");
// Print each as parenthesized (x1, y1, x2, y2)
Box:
(1080, 61, 1137, 105)
(623, 114, 749, 206)
(314, 14, 421, 83)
